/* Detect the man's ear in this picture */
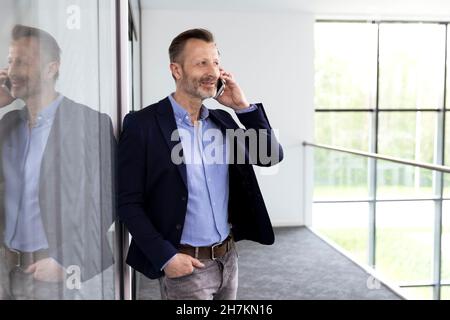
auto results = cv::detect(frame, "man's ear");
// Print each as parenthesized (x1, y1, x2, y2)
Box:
(46, 61, 60, 81)
(170, 62, 182, 81)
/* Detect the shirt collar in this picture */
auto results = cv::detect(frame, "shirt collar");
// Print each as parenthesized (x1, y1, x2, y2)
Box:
(168, 93, 209, 125)
(20, 94, 64, 126)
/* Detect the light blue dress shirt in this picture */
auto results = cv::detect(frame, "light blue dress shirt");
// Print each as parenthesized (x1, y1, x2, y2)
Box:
(2, 94, 64, 252)
(162, 94, 257, 269)
(168, 94, 257, 243)
(169, 94, 231, 247)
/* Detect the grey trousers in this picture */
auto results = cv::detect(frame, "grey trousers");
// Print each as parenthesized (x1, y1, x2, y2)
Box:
(0, 267, 71, 300)
(159, 245, 239, 300)
(0, 258, 69, 300)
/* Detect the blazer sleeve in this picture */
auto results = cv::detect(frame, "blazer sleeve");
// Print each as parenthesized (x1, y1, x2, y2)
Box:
(233, 103, 284, 167)
(118, 113, 178, 271)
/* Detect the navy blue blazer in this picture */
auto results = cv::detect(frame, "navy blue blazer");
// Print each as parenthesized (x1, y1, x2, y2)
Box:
(118, 97, 283, 279)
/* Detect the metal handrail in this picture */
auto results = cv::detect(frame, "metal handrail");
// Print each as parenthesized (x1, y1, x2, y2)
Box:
(303, 142, 450, 174)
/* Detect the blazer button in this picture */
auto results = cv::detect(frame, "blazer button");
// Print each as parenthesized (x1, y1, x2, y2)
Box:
(176, 224, 182, 230)
(181, 196, 187, 201)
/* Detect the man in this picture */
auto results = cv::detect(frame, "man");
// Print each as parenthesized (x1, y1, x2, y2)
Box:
(0, 25, 114, 299)
(118, 28, 283, 300)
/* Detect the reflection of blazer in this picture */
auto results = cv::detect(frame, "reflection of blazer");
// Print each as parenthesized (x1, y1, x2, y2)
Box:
(0, 97, 115, 281)
(118, 97, 284, 279)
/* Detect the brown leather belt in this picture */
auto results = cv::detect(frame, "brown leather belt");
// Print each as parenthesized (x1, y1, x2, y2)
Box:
(1, 246, 49, 270)
(178, 236, 233, 260)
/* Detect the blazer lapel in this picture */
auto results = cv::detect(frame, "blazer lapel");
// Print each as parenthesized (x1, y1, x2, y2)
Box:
(156, 98, 187, 189)
(40, 98, 73, 182)
(38, 98, 76, 231)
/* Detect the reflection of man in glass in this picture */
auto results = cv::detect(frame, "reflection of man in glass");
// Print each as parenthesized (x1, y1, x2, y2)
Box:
(0, 25, 114, 299)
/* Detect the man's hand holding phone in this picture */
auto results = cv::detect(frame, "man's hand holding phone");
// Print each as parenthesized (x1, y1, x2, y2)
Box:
(0, 69, 15, 108)
(214, 68, 250, 111)
(213, 77, 226, 99)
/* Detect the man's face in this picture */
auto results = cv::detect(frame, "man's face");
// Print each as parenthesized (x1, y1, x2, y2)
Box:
(174, 39, 220, 100)
(7, 37, 54, 100)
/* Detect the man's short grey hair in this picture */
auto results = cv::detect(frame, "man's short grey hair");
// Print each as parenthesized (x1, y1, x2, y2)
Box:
(12, 24, 61, 80)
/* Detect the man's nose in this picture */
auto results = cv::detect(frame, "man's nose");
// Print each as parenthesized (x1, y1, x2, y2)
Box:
(7, 63, 21, 79)
(206, 64, 220, 79)
(7, 64, 16, 78)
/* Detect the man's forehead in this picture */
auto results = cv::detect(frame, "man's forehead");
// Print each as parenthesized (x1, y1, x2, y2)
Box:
(9, 38, 41, 53)
(185, 39, 219, 55)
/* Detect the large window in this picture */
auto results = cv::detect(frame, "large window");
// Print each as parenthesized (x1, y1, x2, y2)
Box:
(314, 21, 450, 300)
(442, 201, 450, 297)
(446, 111, 450, 167)
(375, 200, 434, 284)
(313, 201, 369, 264)
(378, 24, 445, 110)
(315, 23, 377, 110)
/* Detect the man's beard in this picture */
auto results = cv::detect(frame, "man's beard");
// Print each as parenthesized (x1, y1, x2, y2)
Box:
(183, 75, 217, 100)
(10, 77, 41, 100)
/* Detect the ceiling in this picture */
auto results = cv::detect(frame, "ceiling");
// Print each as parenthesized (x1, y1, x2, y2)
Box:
(140, 0, 450, 18)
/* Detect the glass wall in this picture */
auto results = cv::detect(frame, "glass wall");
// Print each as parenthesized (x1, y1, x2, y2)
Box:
(313, 141, 370, 266)
(376, 160, 434, 199)
(375, 200, 434, 284)
(314, 112, 371, 151)
(128, 0, 143, 300)
(445, 172, 450, 198)
(442, 200, 450, 300)
(314, 149, 369, 201)
(314, 23, 377, 110)
(314, 21, 450, 300)
(378, 112, 437, 163)
(378, 24, 445, 110)
(128, 0, 142, 113)
(446, 112, 450, 167)
(0, 0, 119, 299)
(313, 202, 369, 264)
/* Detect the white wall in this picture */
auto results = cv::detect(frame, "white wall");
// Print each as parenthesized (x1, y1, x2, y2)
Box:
(141, 0, 450, 20)
(141, 9, 314, 226)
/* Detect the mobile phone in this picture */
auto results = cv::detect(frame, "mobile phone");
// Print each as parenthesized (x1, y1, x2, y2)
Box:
(214, 78, 225, 99)
(4, 77, 11, 91)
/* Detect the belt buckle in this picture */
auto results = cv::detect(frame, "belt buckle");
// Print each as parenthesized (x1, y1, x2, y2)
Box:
(8, 248, 22, 268)
(211, 242, 221, 261)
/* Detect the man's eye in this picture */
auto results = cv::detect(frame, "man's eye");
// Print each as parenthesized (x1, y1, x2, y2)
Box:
(9, 59, 24, 66)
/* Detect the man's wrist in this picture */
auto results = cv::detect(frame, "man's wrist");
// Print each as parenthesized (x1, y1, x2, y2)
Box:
(234, 102, 250, 110)
(235, 104, 258, 114)
(161, 253, 177, 271)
